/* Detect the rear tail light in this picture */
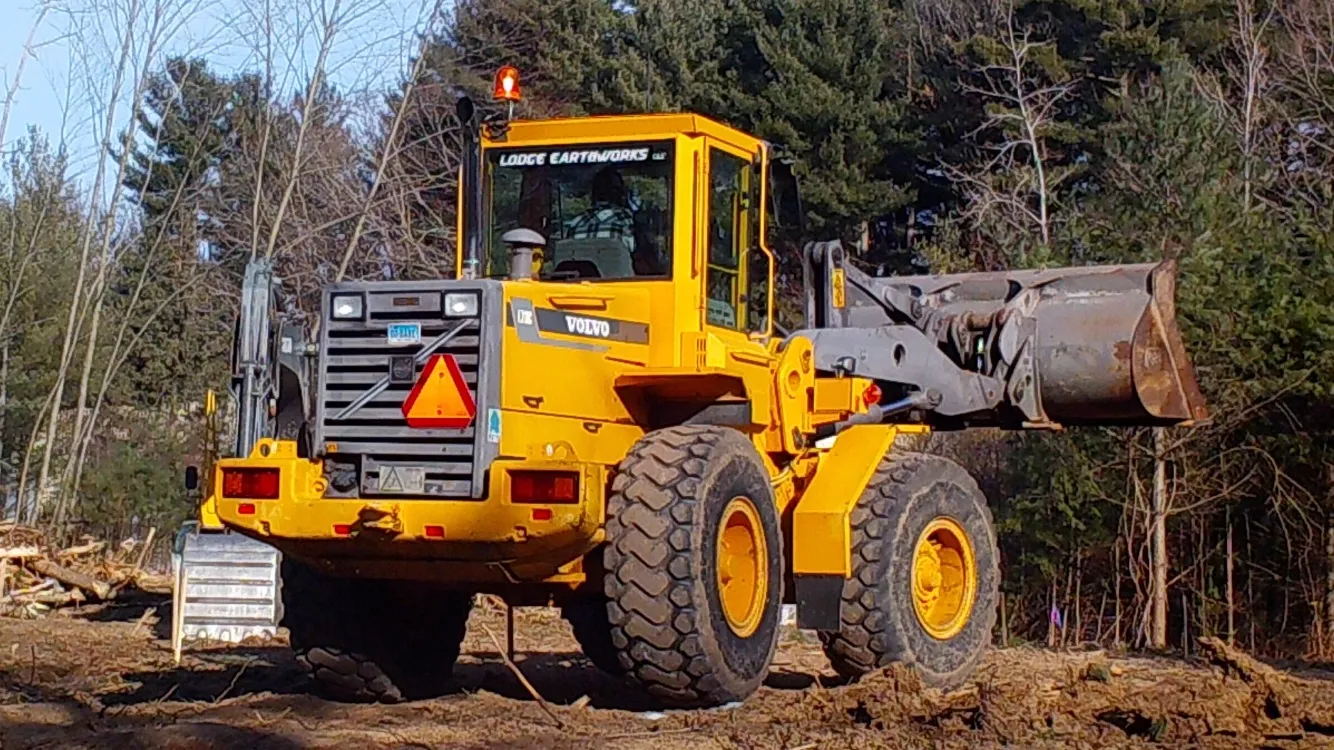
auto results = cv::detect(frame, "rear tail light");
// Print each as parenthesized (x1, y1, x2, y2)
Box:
(221, 468, 281, 499)
(510, 471, 579, 504)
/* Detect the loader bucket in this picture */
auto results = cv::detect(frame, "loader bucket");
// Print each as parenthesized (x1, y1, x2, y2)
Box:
(903, 260, 1209, 426)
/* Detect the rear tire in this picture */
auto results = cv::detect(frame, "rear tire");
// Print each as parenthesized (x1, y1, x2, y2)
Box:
(820, 452, 999, 690)
(281, 559, 473, 703)
(604, 425, 783, 708)
(562, 599, 625, 676)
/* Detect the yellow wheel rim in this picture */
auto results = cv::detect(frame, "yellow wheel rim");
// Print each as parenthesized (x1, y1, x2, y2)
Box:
(717, 497, 768, 638)
(911, 517, 978, 640)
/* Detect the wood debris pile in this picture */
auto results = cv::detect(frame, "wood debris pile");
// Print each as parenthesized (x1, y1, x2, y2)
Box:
(0, 522, 170, 618)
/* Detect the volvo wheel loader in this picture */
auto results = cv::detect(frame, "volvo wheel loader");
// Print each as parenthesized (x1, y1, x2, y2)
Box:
(211, 69, 1208, 707)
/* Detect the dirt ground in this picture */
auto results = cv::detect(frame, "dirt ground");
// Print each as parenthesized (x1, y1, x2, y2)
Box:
(4, 595, 1334, 749)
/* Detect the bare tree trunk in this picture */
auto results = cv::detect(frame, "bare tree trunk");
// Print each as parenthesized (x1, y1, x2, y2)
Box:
(261, 0, 345, 261)
(1047, 578, 1057, 649)
(1114, 535, 1124, 648)
(55, 0, 175, 530)
(333, 0, 445, 281)
(1198, 516, 1208, 638)
(16, 389, 56, 524)
(247, 0, 276, 260)
(0, 2, 51, 152)
(1151, 427, 1169, 649)
(0, 340, 8, 497)
(1227, 508, 1236, 647)
(34, 0, 144, 525)
(1074, 550, 1083, 645)
(1233, 0, 1273, 214)
(1325, 464, 1334, 658)
(1246, 513, 1256, 652)
(1060, 563, 1074, 649)
(1182, 591, 1190, 656)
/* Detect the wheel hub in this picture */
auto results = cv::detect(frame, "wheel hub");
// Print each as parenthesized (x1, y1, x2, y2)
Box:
(717, 497, 767, 638)
(910, 517, 977, 640)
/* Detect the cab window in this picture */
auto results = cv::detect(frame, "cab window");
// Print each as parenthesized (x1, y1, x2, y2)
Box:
(705, 147, 771, 334)
(484, 142, 674, 281)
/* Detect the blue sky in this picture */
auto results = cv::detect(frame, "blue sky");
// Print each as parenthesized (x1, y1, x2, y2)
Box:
(2, 0, 438, 186)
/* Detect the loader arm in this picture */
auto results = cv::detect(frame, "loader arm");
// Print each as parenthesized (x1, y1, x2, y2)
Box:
(796, 241, 1208, 429)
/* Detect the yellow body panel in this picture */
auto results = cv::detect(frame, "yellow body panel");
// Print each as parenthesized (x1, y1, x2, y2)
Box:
(198, 389, 224, 531)
(216, 439, 606, 584)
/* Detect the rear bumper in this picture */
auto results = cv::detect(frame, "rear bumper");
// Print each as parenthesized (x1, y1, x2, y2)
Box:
(214, 439, 606, 581)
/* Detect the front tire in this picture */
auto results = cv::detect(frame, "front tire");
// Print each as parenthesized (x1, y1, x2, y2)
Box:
(604, 426, 783, 707)
(820, 452, 999, 690)
(281, 559, 473, 703)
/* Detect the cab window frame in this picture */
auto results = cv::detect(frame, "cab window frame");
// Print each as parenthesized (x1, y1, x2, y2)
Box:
(481, 140, 677, 283)
(702, 142, 773, 337)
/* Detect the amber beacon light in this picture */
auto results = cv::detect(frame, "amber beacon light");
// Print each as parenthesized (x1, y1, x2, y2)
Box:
(493, 66, 521, 102)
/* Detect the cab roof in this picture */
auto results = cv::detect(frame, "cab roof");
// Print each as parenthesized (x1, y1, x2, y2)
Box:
(484, 112, 766, 155)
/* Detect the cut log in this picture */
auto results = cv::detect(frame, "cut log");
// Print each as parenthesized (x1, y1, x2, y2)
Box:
(2, 578, 57, 600)
(9, 590, 77, 607)
(29, 559, 113, 601)
(134, 573, 173, 595)
(130, 527, 156, 576)
(58, 540, 106, 557)
(0, 547, 40, 560)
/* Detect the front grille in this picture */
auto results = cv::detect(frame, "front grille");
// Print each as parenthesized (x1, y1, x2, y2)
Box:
(316, 284, 495, 499)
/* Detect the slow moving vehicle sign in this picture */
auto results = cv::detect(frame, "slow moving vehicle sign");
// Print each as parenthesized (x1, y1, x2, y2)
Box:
(402, 354, 477, 429)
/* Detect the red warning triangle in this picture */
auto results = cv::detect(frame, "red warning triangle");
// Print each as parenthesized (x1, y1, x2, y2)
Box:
(402, 354, 477, 429)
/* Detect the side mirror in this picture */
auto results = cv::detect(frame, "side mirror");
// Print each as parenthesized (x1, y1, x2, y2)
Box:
(747, 249, 774, 337)
(456, 96, 476, 127)
(768, 159, 803, 234)
(184, 465, 200, 492)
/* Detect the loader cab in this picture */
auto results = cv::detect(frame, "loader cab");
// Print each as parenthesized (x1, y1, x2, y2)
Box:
(456, 95, 803, 365)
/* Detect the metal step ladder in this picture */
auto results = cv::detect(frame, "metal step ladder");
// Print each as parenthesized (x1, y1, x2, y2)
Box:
(171, 524, 283, 659)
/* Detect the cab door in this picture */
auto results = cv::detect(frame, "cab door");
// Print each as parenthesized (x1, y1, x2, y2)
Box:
(699, 140, 776, 425)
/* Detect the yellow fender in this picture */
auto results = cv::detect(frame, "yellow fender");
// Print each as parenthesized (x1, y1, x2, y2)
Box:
(790, 423, 919, 630)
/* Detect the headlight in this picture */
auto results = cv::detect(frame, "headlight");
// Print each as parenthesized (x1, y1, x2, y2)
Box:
(443, 291, 479, 318)
(331, 293, 364, 320)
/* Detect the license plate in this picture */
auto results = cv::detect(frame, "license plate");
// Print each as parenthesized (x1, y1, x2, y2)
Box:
(387, 322, 421, 345)
(378, 466, 425, 494)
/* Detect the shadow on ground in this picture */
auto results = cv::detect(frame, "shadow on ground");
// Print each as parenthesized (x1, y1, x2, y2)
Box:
(84, 646, 837, 714)
(101, 646, 306, 705)
(70, 591, 174, 640)
(454, 648, 843, 711)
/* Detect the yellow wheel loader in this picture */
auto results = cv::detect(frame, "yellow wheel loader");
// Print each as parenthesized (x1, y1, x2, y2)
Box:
(210, 73, 1207, 706)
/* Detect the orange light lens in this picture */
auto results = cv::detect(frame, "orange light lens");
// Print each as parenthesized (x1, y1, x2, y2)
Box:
(221, 468, 280, 499)
(510, 471, 578, 504)
(493, 65, 520, 101)
(862, 383, 883, 406)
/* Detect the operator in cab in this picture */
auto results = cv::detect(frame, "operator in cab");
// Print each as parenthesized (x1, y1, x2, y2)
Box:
(489, 145, 672, 280)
